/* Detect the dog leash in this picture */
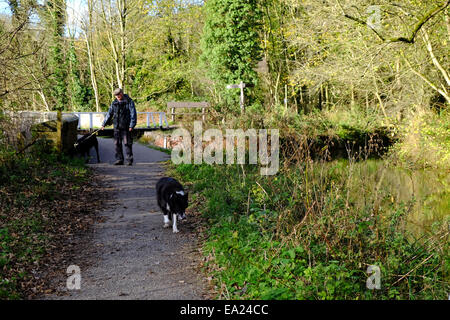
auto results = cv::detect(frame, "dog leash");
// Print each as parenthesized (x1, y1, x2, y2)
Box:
(74, 129, 100, 148)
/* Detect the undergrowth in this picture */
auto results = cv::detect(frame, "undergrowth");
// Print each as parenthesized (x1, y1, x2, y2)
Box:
(170, 160, 449, 300)
(388, 109, 450, 170)
(0, 139, 92, 299)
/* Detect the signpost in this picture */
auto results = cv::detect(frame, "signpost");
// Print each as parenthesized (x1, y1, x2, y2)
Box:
(227, 81, 254, 113)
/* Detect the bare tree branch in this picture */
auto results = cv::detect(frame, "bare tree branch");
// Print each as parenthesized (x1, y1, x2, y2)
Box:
(338, 0, 450, 44)
(402, 52, 450, 104)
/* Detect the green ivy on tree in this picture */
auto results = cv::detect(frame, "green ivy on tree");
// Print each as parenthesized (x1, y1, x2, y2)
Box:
(201, 0, 262, 113)
(47, 0, 68, 112)
(68, 40, 90, 111)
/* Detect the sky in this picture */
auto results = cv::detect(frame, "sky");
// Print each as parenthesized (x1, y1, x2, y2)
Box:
(0, 1, 11, 14)
(67, 0, 85, 35)
(0, 0, 204, 34)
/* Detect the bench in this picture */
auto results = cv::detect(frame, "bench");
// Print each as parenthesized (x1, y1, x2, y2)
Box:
(167, 101, 210, 122)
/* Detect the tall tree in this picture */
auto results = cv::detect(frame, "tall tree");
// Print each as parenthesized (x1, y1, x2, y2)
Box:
(46, 0, 67, 151)
(6, 0, 35, 25)
(98, 0, 131, 90)
(68, 39, 90, 111)
(201, 0, 262, 113)
(81, 0, 101, 111)
(47, 0, 68, 111)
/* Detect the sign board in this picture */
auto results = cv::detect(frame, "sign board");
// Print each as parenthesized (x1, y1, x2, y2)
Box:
(226, 81, 255, 112)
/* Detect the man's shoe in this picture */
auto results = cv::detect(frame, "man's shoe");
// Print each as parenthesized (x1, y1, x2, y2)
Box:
(127, 162, 133, 166)
(114, 160, 124, 165)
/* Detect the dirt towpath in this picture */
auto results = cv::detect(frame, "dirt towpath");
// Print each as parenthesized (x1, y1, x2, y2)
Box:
(44, 137, 207, 300)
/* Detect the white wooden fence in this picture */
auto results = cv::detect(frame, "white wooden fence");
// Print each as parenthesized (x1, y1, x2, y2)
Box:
(67, 112, 169, 130)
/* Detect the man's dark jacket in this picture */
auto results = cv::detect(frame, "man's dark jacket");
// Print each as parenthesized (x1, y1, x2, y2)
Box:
(102, 94, 137, 129)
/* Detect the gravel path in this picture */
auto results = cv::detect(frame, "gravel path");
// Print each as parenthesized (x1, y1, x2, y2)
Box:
(44, 136, 207, 300)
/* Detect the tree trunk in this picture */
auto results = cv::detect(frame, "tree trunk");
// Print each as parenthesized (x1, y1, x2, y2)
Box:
(56, 109, 62, 152)
(86, 0, 100, 112)
(118, 0, 127, 90)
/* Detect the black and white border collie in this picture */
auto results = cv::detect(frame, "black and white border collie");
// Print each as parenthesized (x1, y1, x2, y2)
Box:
(156, 177, 188, 233)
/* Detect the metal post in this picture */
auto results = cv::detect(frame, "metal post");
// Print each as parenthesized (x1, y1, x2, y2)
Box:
(284, 84, 288, 111)
(239, 81, 245, 112)
(89, 113, 93, 130)
(159, 112, 163, 127)
(164, 113, 169, 127)
(227, 82, 252, 114)
(151, 113, 155, 127)
(146, 113, 150, 128)
(76, 113, 81, 129)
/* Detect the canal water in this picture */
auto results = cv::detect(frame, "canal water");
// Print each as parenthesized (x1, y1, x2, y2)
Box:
(324, 159, 449, 236)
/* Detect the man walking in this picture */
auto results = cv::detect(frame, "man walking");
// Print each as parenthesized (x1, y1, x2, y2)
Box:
(101, 88, 137, 165)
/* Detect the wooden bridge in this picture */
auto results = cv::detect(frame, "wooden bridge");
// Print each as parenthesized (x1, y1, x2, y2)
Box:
(5, 110, 174, 152)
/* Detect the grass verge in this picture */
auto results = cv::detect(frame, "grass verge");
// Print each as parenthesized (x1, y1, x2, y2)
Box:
(169, 161, 448, 300)
(0, 139, 100, 299)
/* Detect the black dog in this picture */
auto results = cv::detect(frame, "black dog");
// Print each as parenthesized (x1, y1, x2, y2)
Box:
(156, 177, 188, 233)
(74, 133, 100, 163)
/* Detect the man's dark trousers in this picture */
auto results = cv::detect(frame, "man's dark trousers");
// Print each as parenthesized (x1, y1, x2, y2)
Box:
(114, 129, 133, 163)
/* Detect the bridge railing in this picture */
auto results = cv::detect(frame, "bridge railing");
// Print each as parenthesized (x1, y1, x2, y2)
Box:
(65, 112, 169, 130)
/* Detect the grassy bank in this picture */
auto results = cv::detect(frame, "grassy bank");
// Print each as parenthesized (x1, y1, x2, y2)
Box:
(0, 139, 98, 299)
(264, 107, 448, 169)
(170, 160, 449, 300)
